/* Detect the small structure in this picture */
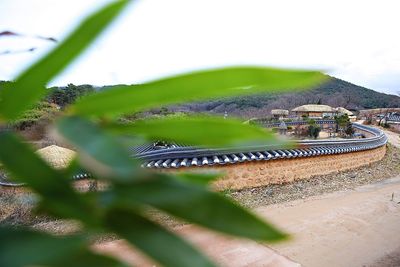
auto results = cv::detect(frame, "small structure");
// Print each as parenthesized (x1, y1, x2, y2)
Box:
(36, 145, 76, 169)
(271, 109, 289, 120)
(292, 104, 337, 119)
(336, 107, 357, 122)
(386, 112, 400, 124)
(278, 121, 288, 135)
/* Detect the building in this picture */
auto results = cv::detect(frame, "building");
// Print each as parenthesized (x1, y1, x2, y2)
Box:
(291, 104, 337, 119)
(270, 109, 289, 120)
(359, 108, 400, 120)
(386, 112, 400, 123)
(336, 107, 357, 122)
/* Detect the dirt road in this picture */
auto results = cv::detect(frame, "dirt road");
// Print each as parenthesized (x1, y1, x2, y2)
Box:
(263, 176, 400, 267)
(356, 120, 399, 148)
(382, 128, 400, 148)
(97, 127, 400, 266)
(97, 176, 400, 267)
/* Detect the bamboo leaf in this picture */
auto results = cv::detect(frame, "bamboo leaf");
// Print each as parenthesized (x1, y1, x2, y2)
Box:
(0, 132, 98, 225)
(108, 116, 286, 147)
(174, 172, 221, 186)
(0, 227, 125, 267)
(71, 67, 327, 117)
(56, 116, 139, 181)
(0, 0, 130, 120)
(106, 208, 216, 267)
(106, 175, 287, 242)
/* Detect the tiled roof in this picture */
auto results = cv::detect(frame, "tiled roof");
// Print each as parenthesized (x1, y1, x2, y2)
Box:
(136, 123, 387, 169)
(387, 113, 400, 122)
(0, 123, 387, 186)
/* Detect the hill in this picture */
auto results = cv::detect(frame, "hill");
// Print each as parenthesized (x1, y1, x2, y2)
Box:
(1, 76, 399, 119)
(169, 76, 400, 118)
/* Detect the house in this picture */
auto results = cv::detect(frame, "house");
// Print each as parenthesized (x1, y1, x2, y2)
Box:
(291, 104, 337, 119)
(271, 109, 289, 120)
(385, 112, 400, 124)
(336, 107, 357, 122)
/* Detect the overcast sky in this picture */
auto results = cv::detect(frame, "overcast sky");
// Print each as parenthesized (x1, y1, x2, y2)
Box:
(1, 0, 399, 95)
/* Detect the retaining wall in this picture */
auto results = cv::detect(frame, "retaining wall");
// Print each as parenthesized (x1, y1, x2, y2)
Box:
(0, 123, 388, 192)
(209, 145, 386, 190)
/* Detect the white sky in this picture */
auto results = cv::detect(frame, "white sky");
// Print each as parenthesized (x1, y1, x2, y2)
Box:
(0, 0, 399, 95)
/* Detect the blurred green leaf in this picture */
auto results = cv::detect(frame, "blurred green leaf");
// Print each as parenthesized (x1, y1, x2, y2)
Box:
(106, 175, 287, 242)
(71, 67, 327, 117)
(58, 251, 128, 267)
(108, 116, 285, 147)
(0, 227, 125, 267)
(106, 208, 216, 267)
(0, 132, 98, 225)
(174, 171, 221, 186)
(56, 116, 138, 180)
(0, 0, 130, 120)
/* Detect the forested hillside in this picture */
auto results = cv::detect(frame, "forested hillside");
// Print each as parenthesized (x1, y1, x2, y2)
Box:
(1, 76, 399, 120)
(170, 76, 400, 118)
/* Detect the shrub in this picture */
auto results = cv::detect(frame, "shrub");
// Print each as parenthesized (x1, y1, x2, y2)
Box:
(10, 102, 59, 131)
(308, 125, 321, 138)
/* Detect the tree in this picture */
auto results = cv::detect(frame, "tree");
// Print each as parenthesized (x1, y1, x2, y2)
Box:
(47, 84, 95, 107)
(335, 114, 354, 137)
(307, 119, 321, 139)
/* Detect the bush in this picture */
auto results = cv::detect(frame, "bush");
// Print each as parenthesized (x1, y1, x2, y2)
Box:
(10, 102, 59, 131)
(308, 125, 321, 138)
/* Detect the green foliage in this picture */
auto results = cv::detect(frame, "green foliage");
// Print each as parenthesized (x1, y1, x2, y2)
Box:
(105, 208, 215, 267)
(107, 116, 286, 147)
(0, 132, 99, 226)
(307, 118, 316, 125)
(0, 228, 125, 267)
(107, 174, 287, 241)
(0, 0, 129, 120)
(335, 114, 354, 136)
(10, 102, 59, 130)
(56, 116, 138, 181)
(334, 114, 350, 127)
(47, 84, 95, 107)
(0, 1, 325, 266)
(307, 125, 321, 138)
(70, 67, 325, 118)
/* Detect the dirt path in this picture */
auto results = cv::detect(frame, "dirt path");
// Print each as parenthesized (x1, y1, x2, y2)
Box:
(97, 176, 400, 267)
(356, 120, 400, 148)
(382, 128, 400, 148)
(96, 127, 400, 266)
(262, 176, 400, 267)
